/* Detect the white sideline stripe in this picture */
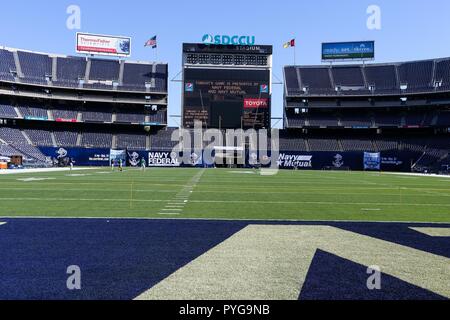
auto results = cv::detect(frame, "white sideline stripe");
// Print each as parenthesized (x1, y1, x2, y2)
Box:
(361, 208, 381, 211)
(135, 225, 450, 300)
(1, 216, 449, 224)
(0, 168, 98, 175)
(409, 227, 450, 237)
(157, 213, 180, 215)
(1, 197, 450, 207)
(161, 208, 182, 211)
(381, 172, 450, 179)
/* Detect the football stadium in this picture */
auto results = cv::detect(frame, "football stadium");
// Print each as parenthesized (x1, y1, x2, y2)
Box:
(0, 0, 449, 307)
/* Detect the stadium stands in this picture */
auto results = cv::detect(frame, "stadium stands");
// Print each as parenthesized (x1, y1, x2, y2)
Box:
(0, 127, 28, 144)
(340, 113, 373, 128)
(115, 110, 145, 124)
(285, 57, 450, 96)
(89, 59, 119, 82)
(435, 59, 450, 89)
(374, 113, 402, 127)
(308, 113, 340, 127)
(308, 138, 341, 152)
(82, 109, 113, 123)
(18, 105, 48, 119)
(0, 48, 168, 93)
(122, 63, 153, 90)
(116, 133, 147, 150)
(18, 51, 52, 84)
(0, 49, 16, 81)
(150, 128, 178, 150)
(24, 129, 53, 146)
(54, 130, 78, 147)
(81, 132, 112, 148)
(52, 107, 78, 121)
(55, 56, 86, 87)
(0, 104, 18, 118)
(148, 110, 166, 124)
(364, 65, 398, 92)
(332, 66, 365, 87)
(341, 138, 375, 151)
(298, 67, 332, 94)
(398, 60, 433, 91)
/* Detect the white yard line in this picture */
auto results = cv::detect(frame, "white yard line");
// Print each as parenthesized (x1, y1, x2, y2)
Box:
(380, 172, 450, 179)
(1, 197, 450, 207)
(0, 168, 98, 175)
(157, 169, 205, 215)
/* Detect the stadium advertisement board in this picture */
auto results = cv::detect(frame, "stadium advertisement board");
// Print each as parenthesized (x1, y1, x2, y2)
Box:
(322, 41, 375, 60)
(183, 68, 271, 129)
(110, 149, 127, 167)
(76, 33, 131, 57)
(364, 152, 381, 171)
(38, 147, 416, 171)
(148, 151, 180, 167)
(274, 152, 362, 170)
(39, 147, 111, 166)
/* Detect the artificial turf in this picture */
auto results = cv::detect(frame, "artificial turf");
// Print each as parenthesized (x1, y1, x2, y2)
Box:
(0, 168, 449, 222)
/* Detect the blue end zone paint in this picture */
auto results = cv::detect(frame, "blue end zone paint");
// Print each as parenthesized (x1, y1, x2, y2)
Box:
(0, 219, 247, 300)
(299, 249, 447, 300)
(332, 222, 450, 258)
(0, 218, 448, 300)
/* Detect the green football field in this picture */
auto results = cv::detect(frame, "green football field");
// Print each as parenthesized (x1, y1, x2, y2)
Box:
(0, 168, 449, 222)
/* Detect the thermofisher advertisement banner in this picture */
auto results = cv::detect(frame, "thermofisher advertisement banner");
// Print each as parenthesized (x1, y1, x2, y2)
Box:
(76, 33, 131, 57)
(322, 41, 375, 60)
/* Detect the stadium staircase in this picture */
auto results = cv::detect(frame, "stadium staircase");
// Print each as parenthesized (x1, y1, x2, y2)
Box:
(112, 134, 117, 149)
(361, 66, 369, 89)
(76, 133, 82, 146)
(21, 131, 32, 145)
(12, 51, 23, 78)
(47, 109, 53, 121)
(328, 67, 335, 90)
(146, 135, 151, 150)
(431, 60, 437, 89)
(50, 132, 57, 147)
(51, 57, 58, 82)
(14, 106, 22, 118)
(118, 61, 125, 86)
(84, 59, 91, 82)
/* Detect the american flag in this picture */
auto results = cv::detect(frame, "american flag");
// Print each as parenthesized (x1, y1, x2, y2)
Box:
(145, 36, 157, 48)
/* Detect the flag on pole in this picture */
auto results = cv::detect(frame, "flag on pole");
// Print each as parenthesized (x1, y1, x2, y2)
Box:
(145, 36, 157, 48)
(283, 39, 295, 48)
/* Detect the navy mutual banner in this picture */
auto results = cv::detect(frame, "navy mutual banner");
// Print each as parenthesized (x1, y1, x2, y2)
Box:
(276, 151, 363, 171)
(322, 41, 375, 60)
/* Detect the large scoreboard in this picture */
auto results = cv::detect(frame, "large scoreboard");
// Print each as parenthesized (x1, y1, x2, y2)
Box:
(182, 43, 272, 129)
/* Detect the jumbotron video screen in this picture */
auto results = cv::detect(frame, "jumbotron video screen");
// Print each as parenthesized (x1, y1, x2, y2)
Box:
(182, 43, 272, 129)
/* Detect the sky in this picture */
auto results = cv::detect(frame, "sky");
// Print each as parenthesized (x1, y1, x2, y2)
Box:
(1, 0, 450, 127)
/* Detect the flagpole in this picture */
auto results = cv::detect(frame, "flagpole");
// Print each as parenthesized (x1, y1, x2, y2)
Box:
(294, 38, 296, 66)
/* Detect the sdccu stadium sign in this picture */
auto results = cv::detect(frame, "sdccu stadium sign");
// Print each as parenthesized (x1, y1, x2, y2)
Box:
(202, 34, 256, 46)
